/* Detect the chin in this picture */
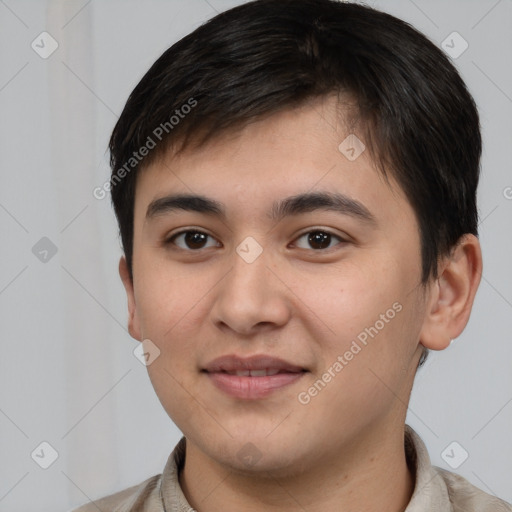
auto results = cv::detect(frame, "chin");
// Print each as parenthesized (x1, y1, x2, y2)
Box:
(209, 430, 312, 476)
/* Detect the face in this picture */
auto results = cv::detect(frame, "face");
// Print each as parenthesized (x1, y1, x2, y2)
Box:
(123, 96, 430, 475)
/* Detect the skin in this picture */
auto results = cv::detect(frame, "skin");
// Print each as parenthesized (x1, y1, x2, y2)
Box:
(119, 95, 482, 512)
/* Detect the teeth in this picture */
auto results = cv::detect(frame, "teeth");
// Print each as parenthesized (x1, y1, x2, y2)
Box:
(226, 368, 283, 376)
(249, 369, 267, 377)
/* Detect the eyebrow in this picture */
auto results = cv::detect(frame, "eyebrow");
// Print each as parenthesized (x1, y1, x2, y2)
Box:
(145, 191, 376, 225)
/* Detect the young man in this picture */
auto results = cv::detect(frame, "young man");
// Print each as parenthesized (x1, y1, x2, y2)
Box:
(75, 0, 511, 510)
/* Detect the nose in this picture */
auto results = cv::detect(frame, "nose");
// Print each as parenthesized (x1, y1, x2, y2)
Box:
(211, 248, 292, 336)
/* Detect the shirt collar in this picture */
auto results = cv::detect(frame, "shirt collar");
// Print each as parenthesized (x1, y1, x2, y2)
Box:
(403, 425, 451, 511)
(161, 435, 193, 511)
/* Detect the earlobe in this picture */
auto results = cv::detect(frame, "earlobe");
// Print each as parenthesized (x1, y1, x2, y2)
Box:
(119, 256, 142, 341)
(419, 234, 482, 351)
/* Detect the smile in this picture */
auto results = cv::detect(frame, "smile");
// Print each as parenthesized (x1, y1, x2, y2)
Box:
(204, 371, 306, 400)
(202, 354, 308, 399)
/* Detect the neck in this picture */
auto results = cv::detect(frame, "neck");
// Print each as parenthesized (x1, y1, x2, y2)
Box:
(179, 422, 415, 512)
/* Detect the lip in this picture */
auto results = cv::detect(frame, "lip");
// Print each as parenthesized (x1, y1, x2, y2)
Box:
(204, 354, 306, 373)
(203, 354, 307, 400)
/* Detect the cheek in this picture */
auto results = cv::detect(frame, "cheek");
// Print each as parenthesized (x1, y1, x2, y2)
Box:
(146, 360, 199, 434)
(133, 259, 211, 337)
(291, 260, 419, 387)
(287, 257, 402, 344)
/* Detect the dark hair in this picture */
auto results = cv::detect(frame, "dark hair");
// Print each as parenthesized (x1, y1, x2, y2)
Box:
(109, 0, 481, 366)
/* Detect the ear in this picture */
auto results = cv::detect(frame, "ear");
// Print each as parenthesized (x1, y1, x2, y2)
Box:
(119, 256, 142, 341)
(419, 234, 482, 350)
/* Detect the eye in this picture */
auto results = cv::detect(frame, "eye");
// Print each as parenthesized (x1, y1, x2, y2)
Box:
(293, 229, 346, 250)
(167, 230, 221, 250)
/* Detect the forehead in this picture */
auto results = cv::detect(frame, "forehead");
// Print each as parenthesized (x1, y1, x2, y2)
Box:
(134, 98, 409, 225)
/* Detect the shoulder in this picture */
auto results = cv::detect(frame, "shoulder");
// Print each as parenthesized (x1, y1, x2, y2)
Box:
(70, 473, 163, 512)
(404, 425, 511, 511)
(433, 466, 512, 512)
(70, 437, 188, 512)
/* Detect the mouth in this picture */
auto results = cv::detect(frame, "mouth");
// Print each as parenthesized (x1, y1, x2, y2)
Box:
(214, 368, 297, 376)
(202, 354, 308, 400)
(203, 354, 306, 373)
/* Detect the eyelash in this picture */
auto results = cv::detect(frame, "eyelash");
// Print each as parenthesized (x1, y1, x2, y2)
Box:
(165, 228, 347, 252)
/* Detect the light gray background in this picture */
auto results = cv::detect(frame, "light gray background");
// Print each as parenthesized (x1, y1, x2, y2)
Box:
(0, 1, 511, 510)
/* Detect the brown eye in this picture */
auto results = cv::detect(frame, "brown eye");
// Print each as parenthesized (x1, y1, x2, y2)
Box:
(308, 231, 331, 249)
(294, 230, 345, 250)
(168, 230, 220, 250)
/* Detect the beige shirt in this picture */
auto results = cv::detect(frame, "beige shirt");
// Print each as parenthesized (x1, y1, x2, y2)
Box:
(72, 425, 512, 511)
